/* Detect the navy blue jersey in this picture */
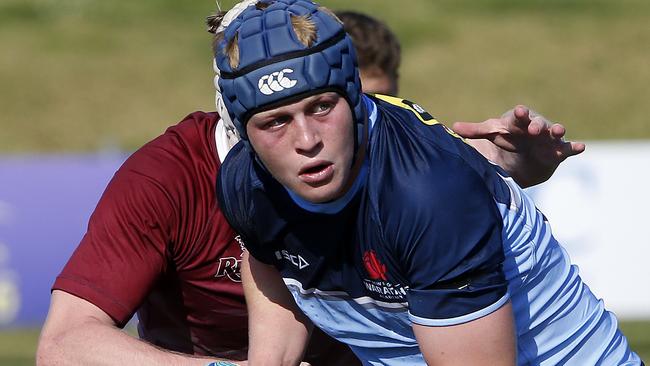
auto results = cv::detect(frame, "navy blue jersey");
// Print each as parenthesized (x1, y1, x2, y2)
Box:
(217, 95, 641, 365)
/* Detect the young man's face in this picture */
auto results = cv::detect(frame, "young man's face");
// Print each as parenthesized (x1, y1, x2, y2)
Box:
(247, 92, 356, 203)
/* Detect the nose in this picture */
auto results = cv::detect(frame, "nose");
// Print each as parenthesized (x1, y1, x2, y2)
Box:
(293, 115, 322, 155)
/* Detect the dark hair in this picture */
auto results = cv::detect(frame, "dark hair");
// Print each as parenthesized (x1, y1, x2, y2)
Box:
(335, 11, 401, 83)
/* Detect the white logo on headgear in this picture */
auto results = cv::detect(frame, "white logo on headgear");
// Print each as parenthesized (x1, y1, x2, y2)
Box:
(258, 69, 298, 95)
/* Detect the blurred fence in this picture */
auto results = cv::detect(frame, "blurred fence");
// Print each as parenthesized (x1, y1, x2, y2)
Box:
(526, 141, 650, 319)
(0, 142, 649, 328)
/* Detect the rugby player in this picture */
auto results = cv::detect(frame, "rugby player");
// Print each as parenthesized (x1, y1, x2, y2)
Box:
(214, 1, 642, 365)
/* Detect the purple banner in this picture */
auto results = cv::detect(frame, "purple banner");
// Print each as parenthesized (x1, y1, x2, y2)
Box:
(0, 153, 128, 327)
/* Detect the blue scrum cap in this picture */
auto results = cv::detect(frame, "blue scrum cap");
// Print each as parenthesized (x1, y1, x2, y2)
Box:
(215, 0, 365, 141)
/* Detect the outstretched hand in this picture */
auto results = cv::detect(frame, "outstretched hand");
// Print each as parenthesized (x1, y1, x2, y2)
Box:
(452, 105, 585, 187)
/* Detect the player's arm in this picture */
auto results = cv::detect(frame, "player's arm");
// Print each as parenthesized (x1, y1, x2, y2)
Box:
(452, 105, 586, 187)
(38, 145, 247, 366)
(242, 251, 312, 366)
(37, 290, 244, 366)
(412, 302, 516, 365)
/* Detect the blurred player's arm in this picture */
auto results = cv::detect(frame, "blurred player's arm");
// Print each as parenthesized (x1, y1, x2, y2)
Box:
(413, 301, 517, 366)
(242, 251, 312, 366)
(453, 105, 586, 187)
(36, 290, 246, 366)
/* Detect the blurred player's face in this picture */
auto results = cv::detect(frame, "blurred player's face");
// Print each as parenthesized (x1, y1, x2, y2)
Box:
(247, 92, 356, 203)
(360, 68, 397, 96)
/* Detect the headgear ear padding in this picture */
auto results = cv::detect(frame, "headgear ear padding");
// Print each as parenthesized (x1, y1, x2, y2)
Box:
(215, 0, 365, 142)
(213, 0, 258, 145)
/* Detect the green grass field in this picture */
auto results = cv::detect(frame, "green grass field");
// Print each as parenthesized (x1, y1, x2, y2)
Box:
(1, 0, 649, 153)
(1, 321, 649, 364)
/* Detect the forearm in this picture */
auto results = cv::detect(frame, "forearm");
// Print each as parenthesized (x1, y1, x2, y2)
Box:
(37, 290, 245, 366)
(243, 252, 311, 365)
(37, 318, 237, 366)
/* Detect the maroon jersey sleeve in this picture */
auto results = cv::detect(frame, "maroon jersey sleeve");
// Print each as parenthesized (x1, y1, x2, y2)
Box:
(53, 112, 219, 327)
(53, 147, 176, 326)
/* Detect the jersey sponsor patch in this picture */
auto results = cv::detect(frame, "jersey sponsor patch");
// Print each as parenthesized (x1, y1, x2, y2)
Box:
(363, 250, 387, 281)
(361, 250, 407, 301)
(275, 249, 310, 270)
(213, 235, 245, 282)
(214, 256, 242, 282)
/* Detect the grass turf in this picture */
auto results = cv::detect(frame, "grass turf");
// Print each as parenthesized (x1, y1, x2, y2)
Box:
(1, 0, 649, 153)
(2, 321, 648, 364)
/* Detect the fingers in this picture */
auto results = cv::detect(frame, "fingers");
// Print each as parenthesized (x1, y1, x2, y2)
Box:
(549, 123, 566, 139)
(530, 117, 584, 157)
(527, 118, 543, 135)
(513, 105, 531, 123)
(553, 141, 586, 162)
(512, 105, 536, 130)
(566, 141, 586, 157)
(451, 119, 503, 139)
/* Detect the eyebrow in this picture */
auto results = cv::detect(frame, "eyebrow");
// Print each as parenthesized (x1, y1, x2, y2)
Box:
(252, 93, 339, 119)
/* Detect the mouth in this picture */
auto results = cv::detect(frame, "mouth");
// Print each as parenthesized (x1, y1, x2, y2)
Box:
(298, 161, 334, 185)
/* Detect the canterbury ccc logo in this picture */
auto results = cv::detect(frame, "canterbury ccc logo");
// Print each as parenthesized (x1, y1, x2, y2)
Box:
(258, 69, 298, 95)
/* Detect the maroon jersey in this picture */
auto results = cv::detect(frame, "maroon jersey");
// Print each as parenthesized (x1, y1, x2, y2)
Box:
(53, 112, 358, 364)
(54, 112, 248, 358)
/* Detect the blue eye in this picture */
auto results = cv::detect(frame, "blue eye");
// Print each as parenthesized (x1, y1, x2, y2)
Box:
(314, 102, 332, 113)
(265, 116, 289, 129)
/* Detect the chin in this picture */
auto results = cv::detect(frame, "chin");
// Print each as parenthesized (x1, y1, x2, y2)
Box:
(295, 183, 343, 204)
(299, 190, 336, 204)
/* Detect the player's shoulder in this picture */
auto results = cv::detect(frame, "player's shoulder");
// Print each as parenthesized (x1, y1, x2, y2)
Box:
(372, 144, 492, 214)
(216, 142, 259, 233)
(371, 94, 441, 127)
(121, 111, 219, 175)
(217, 141, 257, 192)
(366, 96, 510, 214)
(369, 96, 474, 183)
(101, 111, 221, 208)
(369, 94, 467, 157)
(154, 111, 220, 160)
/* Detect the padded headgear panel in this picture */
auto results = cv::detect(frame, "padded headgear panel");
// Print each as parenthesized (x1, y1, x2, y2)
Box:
(215, 0, 365, 141)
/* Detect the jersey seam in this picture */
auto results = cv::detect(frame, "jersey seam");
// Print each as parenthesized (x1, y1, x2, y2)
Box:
(55, 275, 133, 323)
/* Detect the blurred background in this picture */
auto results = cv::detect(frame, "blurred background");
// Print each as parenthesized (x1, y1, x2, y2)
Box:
(1, 0, 649, 364)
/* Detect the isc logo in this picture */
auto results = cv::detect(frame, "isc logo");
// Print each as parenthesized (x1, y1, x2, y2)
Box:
(275, 249, 310, 269)
(258, 69, 298, 95)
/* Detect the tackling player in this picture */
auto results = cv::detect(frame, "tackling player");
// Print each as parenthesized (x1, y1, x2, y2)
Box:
(214, 1, 642, 365)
